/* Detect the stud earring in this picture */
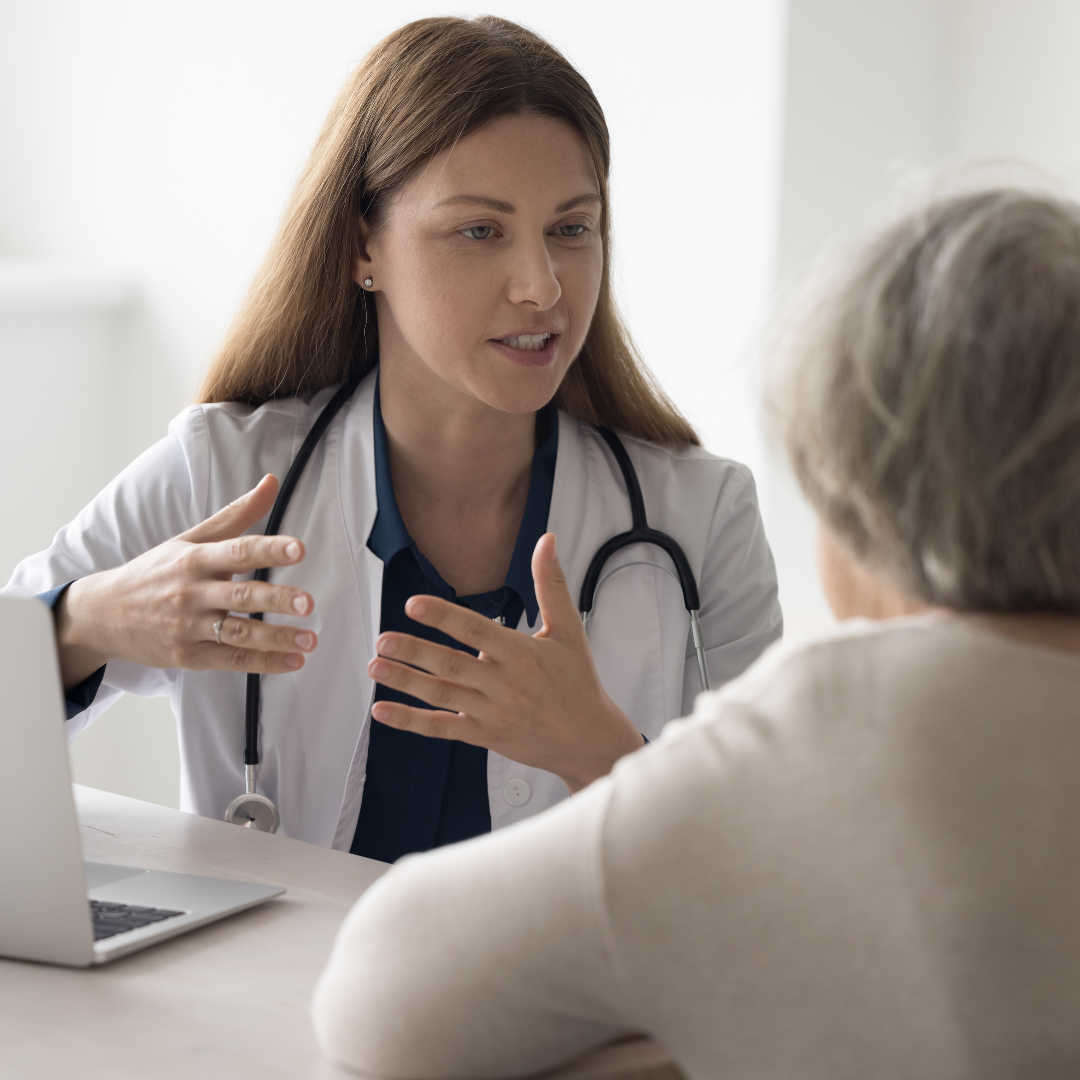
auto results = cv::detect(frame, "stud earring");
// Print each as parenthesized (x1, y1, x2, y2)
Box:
(363, 277, 373, 288)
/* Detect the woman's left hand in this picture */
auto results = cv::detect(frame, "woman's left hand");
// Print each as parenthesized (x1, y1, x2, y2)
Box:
(367, 533, 645, 793)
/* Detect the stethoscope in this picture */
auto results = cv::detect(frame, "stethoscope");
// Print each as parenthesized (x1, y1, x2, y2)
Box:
(225, 377, 710, 833)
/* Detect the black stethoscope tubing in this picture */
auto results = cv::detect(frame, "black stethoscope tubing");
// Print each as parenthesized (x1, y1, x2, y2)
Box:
(225, 375, 362, 832)
(228, 378, 710, 829)
(242, 376, 362, 778)
(578, 426, 711, 694)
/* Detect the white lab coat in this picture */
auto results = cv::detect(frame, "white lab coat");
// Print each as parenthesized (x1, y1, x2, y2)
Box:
(2, 372, 781, 850)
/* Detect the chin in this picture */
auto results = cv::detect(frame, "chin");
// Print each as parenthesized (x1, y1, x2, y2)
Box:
(476, 370, 566, 415)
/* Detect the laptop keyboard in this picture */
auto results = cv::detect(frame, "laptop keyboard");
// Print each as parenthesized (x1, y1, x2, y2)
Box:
(90, 899, 185, 941)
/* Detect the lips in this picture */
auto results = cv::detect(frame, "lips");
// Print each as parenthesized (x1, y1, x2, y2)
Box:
(491, 332, 560, 368)
(500, 333, 550, 351)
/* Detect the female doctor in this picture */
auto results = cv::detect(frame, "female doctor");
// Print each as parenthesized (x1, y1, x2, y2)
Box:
(2, 15, 781, 861)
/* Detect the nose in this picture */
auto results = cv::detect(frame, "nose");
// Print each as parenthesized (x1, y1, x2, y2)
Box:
(506, 234, 561, 310)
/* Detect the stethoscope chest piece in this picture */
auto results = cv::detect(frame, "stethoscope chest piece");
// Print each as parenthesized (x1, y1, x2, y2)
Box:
(225, 764, 279, 833)
(224, 791, 279, 833)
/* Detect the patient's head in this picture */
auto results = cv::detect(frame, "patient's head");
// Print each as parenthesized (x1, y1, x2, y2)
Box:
(770, 189, 1080, 617)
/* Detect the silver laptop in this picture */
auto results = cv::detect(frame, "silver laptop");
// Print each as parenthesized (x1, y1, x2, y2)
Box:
(0, 596, 284, 967)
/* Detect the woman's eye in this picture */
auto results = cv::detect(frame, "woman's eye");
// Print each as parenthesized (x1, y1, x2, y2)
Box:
(461, 225, 495, 240)
(557, 224, 587, 237)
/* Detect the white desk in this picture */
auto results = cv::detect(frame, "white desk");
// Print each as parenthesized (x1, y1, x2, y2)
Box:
(0, 787, 678, 1080)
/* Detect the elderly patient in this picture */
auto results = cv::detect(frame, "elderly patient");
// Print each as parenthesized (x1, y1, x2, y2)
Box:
(312, 189, 1080, 1080)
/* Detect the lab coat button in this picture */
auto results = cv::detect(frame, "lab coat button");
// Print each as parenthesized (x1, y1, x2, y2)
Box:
(503, 778, 531, 806)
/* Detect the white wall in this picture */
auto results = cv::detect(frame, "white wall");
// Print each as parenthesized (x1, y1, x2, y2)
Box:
(768, 0, 1080, 637)
(0, 270, 183, 806)
(0, 269, 131, 577)
(0, 0, 788, 807)
(949, 0, 1080, 182)
(768, 0, 956, 633)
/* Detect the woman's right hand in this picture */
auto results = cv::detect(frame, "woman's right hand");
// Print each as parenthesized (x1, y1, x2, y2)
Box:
(54, 474, 318, 691)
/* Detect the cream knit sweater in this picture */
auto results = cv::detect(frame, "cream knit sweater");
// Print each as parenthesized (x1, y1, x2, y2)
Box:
(314, 615, 1080, 1079)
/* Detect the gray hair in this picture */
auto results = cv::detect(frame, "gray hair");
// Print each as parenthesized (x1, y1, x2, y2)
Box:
(768, 189, 1080, 612)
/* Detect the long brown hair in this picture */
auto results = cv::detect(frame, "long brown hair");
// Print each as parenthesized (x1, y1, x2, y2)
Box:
(198, 15, 698, 447)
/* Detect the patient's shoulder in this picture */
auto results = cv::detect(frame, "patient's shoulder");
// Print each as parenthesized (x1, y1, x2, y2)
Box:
(595, 618, 970, 910)
(605, 616, 985, 809)
(629, 611, 1080, 807)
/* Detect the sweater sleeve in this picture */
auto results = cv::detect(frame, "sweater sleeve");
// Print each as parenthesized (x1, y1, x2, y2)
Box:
(311, 776, 636, 1079)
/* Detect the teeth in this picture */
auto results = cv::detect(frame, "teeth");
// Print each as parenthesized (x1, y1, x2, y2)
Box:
(501, 333, 551, 351)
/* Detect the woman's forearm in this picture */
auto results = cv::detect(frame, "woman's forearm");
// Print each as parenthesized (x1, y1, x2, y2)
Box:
(54, 575, 115, 691)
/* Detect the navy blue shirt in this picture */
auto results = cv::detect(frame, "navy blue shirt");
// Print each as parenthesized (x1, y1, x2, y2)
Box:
(351, 384, 558, 862)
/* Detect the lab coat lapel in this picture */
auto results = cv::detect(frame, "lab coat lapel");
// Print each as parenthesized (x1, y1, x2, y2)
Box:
(545, 411, 606, 616)
(336, 372, 382, 658)
(330, 372, 384, 850)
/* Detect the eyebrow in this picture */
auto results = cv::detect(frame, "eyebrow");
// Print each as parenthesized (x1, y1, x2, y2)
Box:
(434, 193, 602, 214)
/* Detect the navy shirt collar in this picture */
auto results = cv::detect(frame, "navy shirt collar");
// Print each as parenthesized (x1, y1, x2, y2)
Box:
(367, 380, 416, 566)
(367, 376, 558, 627)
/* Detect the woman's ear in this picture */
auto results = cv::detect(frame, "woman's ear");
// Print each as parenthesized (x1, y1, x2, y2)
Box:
(353, 217, 376, 289)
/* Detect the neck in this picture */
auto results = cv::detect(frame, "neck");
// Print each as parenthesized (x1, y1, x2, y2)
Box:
(376, 352, 541, 595)
(962, 612, 1080, 660)
(378, 361, 537, 517)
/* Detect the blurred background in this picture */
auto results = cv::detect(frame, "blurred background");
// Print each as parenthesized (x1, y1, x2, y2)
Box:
(3, 0, 1079, 807)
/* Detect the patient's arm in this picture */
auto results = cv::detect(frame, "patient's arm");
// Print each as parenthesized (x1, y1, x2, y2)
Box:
(311, 779, 634, 1079)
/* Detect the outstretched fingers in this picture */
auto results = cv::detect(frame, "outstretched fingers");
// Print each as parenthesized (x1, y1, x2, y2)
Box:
(401, 595, 509, 657)
(180, 475, 280, 544)
(374, 631, 497, 689)
(186, 640, 308, 674)
(370, 699, 478, 744)
(209, 614, 317, 657)
(201, 577, 313, 618)
(531, 532, 580, 639)
(193, 533, 307, 579)
(368, 655, 488, 717)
